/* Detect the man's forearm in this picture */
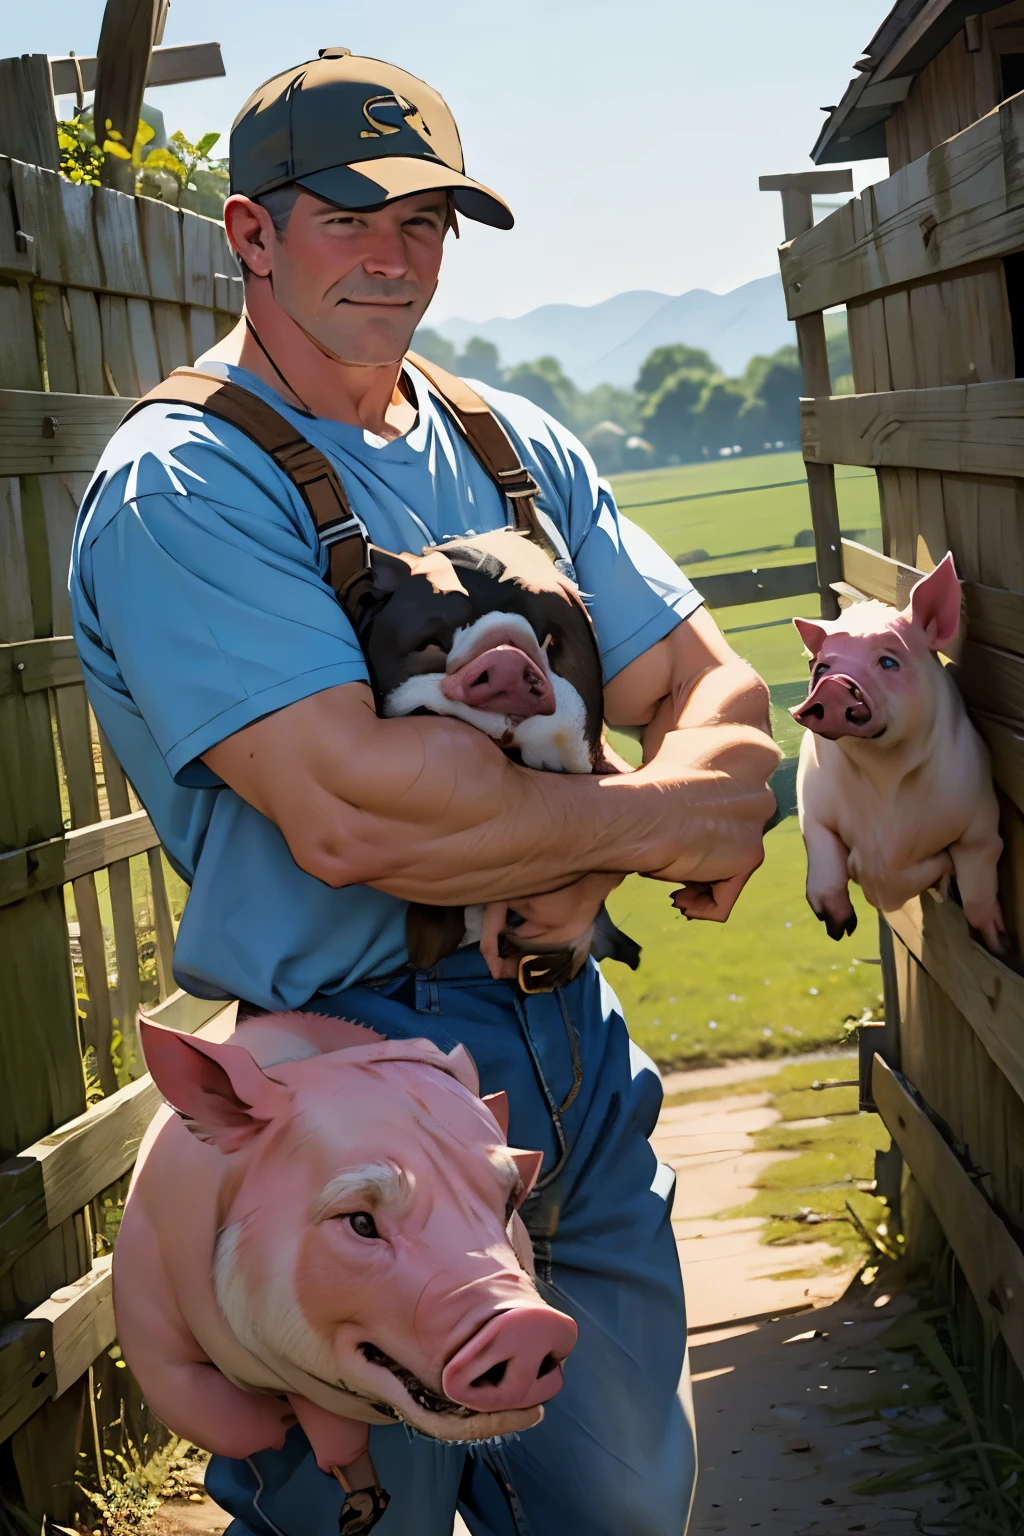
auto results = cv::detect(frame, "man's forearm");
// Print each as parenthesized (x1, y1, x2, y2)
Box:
(203, 683, 777, 906)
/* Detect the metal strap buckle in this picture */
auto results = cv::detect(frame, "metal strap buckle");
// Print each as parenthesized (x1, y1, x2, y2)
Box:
(517, 951, 575, 994)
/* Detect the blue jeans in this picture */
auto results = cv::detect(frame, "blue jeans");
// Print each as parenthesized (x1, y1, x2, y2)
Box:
(206, 950, 696, 1535)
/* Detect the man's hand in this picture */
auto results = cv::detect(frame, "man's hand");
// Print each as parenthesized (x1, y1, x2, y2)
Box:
(479, 873, 623, 980)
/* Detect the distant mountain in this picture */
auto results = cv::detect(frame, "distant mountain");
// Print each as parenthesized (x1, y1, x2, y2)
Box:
(433, 274, 795, 389)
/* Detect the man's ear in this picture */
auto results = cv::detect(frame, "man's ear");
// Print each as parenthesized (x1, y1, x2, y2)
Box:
(909, 551, 961, 652)
(793, 617, 832, 659)
(140, 1020, 291, 1153)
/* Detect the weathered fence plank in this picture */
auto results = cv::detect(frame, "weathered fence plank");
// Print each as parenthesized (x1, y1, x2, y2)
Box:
(0, 389, 129, 476)
(802, 381, 1024, 477)
(780, 93, 1024, 318)
(873, 1054, 1024, 1376)
(886, 890, 1024, 1106)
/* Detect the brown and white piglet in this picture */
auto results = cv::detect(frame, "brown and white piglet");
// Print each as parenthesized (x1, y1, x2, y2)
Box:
(790, 553, 1005, 952)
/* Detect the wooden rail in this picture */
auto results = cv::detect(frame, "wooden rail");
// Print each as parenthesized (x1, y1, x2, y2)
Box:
(779, 91, 1024, 318)
(0, 389, 131, 476)
(887, 891, 1024, 1108)
(0, 996, 236, 1440)
(873, 1055, 1024, 1376)
(0, 157, 243, 309)
(802, 380, 1024, 478)
(0, 811, 161, 908)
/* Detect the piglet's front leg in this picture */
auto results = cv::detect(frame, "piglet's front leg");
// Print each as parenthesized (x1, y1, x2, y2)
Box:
(949, 827, 1007, 954)
(802, 817, 858, 941)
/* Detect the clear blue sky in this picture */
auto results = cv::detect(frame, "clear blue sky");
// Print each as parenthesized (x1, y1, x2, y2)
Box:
(18, 0, 890, 321)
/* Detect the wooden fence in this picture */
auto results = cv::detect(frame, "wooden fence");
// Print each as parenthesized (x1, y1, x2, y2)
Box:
(776, 77, 1024, 1382)
(0, 150, 242, 1520)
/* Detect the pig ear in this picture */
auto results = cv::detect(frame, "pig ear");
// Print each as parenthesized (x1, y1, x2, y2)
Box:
(445, 1042, 480, 1096)
(909, 552, 961, 652)
(793, 617, 831, 659)
(482, 1090, 509, 1138)
(140, 1020, 291, 1154)
(508, 1148, 543, 1207)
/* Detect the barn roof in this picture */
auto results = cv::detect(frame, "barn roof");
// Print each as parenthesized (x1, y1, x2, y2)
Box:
(812, 0, 1008, 163)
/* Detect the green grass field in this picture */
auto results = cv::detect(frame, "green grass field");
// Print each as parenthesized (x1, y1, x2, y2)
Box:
(601, 451, 887, 1067)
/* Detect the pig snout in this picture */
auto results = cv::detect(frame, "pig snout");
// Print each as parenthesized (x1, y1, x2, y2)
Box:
(791, 673, 879, 740)
(441, 646, 556, 721)
(441, 1306, 578, 1414)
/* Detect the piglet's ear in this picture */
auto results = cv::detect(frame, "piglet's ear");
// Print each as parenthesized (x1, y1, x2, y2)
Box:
(482, 1091, 509, 1138)
(509, 1148, 543, 1208)
(140, 1020, 291, 1154)
(793, 617, 831, 659)
(909, 551, 961, 652)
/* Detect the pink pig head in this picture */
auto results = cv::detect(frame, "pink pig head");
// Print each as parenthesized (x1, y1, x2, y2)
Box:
(790, 553, 962, 746)
(139, 1019, 577, 1444)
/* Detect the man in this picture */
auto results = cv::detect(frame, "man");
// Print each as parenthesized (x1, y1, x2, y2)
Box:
(71, 49, 780, 1536)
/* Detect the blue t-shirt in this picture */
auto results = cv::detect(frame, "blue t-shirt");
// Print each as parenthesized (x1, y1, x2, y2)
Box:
(70, 361, 702, 1008)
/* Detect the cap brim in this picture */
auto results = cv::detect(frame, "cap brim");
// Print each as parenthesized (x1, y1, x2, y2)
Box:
(295, 156, 513, 230)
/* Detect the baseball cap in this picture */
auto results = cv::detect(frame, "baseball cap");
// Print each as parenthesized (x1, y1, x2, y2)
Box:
(230, 48, 513, 230)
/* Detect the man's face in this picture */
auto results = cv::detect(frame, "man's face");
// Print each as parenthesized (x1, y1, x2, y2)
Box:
(256, 188, 448, 366)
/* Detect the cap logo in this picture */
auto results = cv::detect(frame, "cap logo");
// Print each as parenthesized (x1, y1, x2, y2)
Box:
(359, 92, 432, 143)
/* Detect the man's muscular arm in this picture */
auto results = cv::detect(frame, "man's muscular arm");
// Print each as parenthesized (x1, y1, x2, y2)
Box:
(202, 678, 777, 907)
(603, 605, 776, 921)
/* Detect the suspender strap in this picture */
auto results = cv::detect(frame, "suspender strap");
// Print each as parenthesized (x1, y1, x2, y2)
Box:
(404, 351, 558, 556)
(122, 357, 560, 585)
(120, 368, 370, 596)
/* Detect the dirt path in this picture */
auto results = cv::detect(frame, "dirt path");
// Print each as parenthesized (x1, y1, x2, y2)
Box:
(654, 1056, 948, 1535)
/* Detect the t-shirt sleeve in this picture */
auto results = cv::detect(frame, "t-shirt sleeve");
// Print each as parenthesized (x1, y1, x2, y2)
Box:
(73, 480, 369, 787)
(474, 382, 704, 683)
(574, 487, 705, 682)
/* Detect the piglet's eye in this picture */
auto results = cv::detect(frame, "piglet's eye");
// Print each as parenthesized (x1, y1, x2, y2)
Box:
(879, 656, 899, 670)
(348, 1211, 380, 1239)
(813, 662, 829, 680)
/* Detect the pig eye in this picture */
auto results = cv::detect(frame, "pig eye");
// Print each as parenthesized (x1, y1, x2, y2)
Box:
(348, 1211, 380, 1240)
(813, 662, 829, 680)
(879, 656, 899, 670)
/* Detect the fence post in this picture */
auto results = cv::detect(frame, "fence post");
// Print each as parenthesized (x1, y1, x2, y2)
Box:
(759, 170, 853, 620)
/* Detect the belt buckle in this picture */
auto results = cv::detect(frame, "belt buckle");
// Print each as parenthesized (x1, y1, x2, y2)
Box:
(517, 952, 573, 994)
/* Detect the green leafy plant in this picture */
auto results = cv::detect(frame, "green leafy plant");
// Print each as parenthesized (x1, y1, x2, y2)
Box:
(140, 130, 226, 212)
(57, 113, 104, 185)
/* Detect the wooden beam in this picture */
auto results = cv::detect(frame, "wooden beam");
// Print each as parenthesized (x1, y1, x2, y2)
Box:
(758, 171, 854, 194)
(0, 389, 130, 476)
(700, 562, 818, 609)
(886, 891, 1024, 1108)
(840, 539, 923, 607)
(872, 1055, 1024, 1376)
(0, 809, 161, 908)
(802, 381, 1024, 478)
(0, 636, 83, 697)
(761, 178, 843, 618)
(781, 92, 1024, 318)
(841, 542, 1024, 662)
(25, 1257, 113, 1398)
(0, 1319, 54, 1444)
(975, 711, 1024, 816)
(957, 639, 1024, 727)
(0, 995, 236, 1281)
(49, 41, 225, 96)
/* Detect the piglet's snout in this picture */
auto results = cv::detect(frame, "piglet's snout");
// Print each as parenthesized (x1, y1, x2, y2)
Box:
(441, 1306, 577, 1413)
(791, 673, 877, 740)
(441, 646, 556, 720)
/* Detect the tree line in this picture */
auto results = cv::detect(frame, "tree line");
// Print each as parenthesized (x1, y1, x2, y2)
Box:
(414, 320, 853, 474)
